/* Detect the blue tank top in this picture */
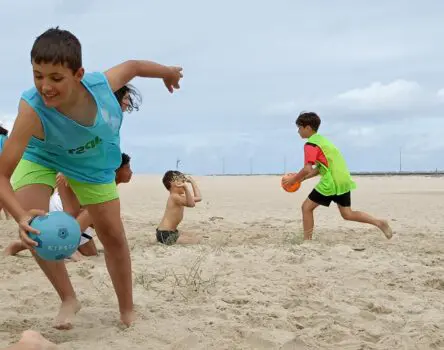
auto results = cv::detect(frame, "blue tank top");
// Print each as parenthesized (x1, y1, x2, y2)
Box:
(21, 72, 123, 184)
(0, 134, 6, 153)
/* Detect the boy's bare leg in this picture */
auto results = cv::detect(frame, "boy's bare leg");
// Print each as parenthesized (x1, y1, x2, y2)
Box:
(0, 206, 8, 219)
(86, 199, 134, 327)
(4, 240, 27, 256)
(338, 206, 393, 239)
(78, 239, 98, 256)
(177, 231, 202, 244)
(4, 330, 57, 350)
(301, 199, 319, 240)
(65, 251, 83, 262)
(57, 180, 81, 218)
(15, 185, 80, 330)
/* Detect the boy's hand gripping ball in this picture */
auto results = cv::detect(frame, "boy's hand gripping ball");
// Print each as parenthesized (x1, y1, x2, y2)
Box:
(28, 211, 82, 261)
(281, 173, 301, 193)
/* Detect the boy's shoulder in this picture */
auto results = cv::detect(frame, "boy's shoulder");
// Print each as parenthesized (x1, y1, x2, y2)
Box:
(21, 72, 113, 110)
(306, 133, 330, 144)
(168, 192, 181, 199)
(21, 86, 41, 103)
(167, 192, 184, 205)
(82, 71, 110, 88)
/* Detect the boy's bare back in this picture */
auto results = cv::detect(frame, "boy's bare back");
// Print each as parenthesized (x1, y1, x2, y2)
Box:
(158, 193, 186, 231)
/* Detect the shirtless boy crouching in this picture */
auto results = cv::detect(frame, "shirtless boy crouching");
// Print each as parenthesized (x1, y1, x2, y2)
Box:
(157, 170, 202, 245)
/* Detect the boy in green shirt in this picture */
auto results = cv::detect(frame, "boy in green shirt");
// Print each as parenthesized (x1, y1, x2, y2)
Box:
(283, 112, 393, 240)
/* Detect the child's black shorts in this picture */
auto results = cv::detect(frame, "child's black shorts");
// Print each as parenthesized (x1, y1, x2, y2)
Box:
(156, 228, 179, 245)
(308, 189, 351, 207)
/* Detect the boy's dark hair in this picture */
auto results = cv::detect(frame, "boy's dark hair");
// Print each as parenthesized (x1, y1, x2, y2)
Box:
(114, 84, 143, 113)
(118, 153, 131, 170)
(0, 125, 8, 136)
(162, 170, 185, 190)
(295, 112, 321, 132)
(31, 27, 82, 73)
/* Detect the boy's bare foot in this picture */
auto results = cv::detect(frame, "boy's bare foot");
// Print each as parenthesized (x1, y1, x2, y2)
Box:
(303, 230, 313, 240)
(120, 310, 135, 328)
(378, 220, 393, 239)
(53, 299, 81, 330)
(177, 235, 201, 244)
(18, 330, 57, 349)
(4, 240, 26, 256)
(65, 251, 82, 263)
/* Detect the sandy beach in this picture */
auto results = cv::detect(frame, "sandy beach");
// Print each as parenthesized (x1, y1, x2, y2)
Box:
(0, 175, 443, 350)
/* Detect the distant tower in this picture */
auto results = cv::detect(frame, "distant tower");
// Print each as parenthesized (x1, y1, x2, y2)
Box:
(399, 147, 402, 173)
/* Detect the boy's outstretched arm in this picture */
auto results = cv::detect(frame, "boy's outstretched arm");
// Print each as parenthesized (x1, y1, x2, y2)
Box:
(186, 177, 202, 202)
(104, 60, 183, 93)
(0, 100, 42, 222)
(0, 100, 45, 246)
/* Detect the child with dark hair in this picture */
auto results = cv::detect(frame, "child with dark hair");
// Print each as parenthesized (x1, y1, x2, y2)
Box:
(0, 125, 10, 219)
(283, 111, 393, 241)
(157, 170, 202, 245)
(0, 26, 182, 329)
(0, 125, 8, 151)
(114, 84, 142, 113)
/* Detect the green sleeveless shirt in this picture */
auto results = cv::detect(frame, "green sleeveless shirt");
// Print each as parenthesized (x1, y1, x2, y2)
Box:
(307, 133, 356, 196)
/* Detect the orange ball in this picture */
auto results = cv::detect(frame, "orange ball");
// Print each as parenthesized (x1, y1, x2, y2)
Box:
(281, 173, 301, 193)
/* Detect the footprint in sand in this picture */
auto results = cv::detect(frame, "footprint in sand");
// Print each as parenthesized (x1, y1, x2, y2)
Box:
(246, 334, 277, 349)
(425, 278, 444, 290)
(280, 337, 309, 350)
(208, 216, 224, 222)
(171, 335, 200, 350)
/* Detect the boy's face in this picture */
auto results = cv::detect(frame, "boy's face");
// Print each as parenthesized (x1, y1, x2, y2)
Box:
(170, 176, 186, 194)
(32, 61, 84, 108)
(297, 124, 313, 139)
(116, 163, 133, 184)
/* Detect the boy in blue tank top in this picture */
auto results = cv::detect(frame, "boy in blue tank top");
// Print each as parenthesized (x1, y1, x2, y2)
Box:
(0, 27, 183, 330)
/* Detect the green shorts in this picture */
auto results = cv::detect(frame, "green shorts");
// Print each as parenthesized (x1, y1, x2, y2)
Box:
(11, 159, 119, 206)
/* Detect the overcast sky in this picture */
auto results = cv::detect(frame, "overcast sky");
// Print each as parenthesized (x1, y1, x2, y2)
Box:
(1, 0, 444, 175)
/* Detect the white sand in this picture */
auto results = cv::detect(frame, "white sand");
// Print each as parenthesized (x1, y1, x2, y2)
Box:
(0, 175, 443, 349)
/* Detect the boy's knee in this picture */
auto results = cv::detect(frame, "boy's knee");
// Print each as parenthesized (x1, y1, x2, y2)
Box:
(301, 200, 313, 213)
(92, 216, 125, 248)
(97, 225, 125, 246)
(340, 208, 353, 220)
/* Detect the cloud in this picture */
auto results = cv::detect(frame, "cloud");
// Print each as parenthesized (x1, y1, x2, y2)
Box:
(437, 88, 444, 99)
(1, 1, 444, 173)
(333, 80, 425, 111)
(264, 79, 444, 121)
